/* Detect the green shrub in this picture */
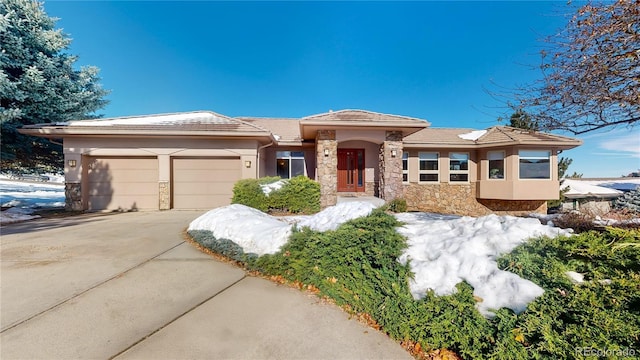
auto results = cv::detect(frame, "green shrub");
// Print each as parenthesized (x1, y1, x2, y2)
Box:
(188, 230, 258, 264)
(269, 176, 320, 214)
(258, 176, 282, 185)
(231, 178, 268, 212)
(498, 228, 640, 358)
(385, 198, 407, 213)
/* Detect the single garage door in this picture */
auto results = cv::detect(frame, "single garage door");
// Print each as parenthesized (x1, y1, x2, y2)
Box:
(172, 157, 241, 209)
(85, 157, 159, 211)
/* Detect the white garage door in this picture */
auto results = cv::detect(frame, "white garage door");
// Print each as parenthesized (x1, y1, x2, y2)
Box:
(85, 157, 159, 211)
(172, 157, 241, 209)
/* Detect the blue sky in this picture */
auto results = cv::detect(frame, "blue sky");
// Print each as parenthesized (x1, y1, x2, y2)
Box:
(45, 1, 639, 178)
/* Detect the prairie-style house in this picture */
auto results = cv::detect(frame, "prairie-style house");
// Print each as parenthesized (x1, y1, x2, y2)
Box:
(20, 109, 582, 216)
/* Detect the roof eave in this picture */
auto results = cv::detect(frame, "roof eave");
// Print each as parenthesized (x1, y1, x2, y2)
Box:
(18, 127, 272, 138)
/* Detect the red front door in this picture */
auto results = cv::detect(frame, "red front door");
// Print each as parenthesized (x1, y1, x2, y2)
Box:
(337, 149, 365, 192)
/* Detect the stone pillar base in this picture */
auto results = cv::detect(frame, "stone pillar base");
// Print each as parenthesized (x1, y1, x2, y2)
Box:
(65, 182, 82, 211)
(159, 181, 170, 210)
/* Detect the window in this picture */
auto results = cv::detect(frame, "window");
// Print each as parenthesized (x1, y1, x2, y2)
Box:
(449, 153, 469, 182)
(488, 151, 505, 179)
(418, 152, 438, 182)
(276, 151, 305, 179)
(402, 152, 409, 182)
(519, 150, 551, 179)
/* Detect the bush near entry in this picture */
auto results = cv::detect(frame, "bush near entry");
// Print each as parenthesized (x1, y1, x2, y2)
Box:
(232, 176, 320, 214)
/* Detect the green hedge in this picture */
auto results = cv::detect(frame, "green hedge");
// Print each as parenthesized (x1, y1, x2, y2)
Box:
(231, 176, 320, 214)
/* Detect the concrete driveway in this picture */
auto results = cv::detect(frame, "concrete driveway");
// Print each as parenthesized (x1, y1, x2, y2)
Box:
(0, 211, 411, 360)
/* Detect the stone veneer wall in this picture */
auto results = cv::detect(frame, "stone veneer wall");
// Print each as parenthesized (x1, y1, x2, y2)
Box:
(403, 182, 547, 216)
(316, 130, 338, 208)
(159, 181, 170, 210)
(379, 131, 404, 201)
(65, 182, 82, 211)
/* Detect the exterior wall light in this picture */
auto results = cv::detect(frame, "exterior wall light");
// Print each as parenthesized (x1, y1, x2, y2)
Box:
(324, 148, 330, 157)
(391, 149, 397, 158)
(68, 159, 77, 168)
(244, 160, 252, 168)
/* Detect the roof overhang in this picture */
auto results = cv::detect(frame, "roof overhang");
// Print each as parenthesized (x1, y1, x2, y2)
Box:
(403, 139, 583, 150)
(299, 121, 429, 140)
(18, 127, 274, 141)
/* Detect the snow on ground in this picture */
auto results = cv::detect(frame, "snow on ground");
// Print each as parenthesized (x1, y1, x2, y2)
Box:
(190, 201, 575, 317)
(0, 180, 65, 224)
(395, 213, 572, 317)
(188, 201, 377, 255)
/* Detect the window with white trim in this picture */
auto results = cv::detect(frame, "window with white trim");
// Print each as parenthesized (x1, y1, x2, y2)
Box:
(449, 153, 469, 182)
(402, 151, 409, 182)
(276, 151, 305, 179)
(519, 150, 551, 179)
(488, 151, 505, 179)
(418, 152, 438, 182)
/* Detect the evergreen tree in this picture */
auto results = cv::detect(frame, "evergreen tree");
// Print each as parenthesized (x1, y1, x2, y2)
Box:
(0, 0, 109, 170)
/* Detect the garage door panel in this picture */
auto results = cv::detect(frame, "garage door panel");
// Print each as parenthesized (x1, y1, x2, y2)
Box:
(172, 169, 240, 182)
(86, 157, 158, 211)
(172, 158, 241, 209)
(173, 182, 235, 195)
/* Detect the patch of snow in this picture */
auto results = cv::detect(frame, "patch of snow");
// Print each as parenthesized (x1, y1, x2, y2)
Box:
(68, 112, 232, 126)
(565, 271, 584, 284)
(188, 201, 377, 255)
(0, 207, 41, 224)
(273, 134, 281, 141)
(563, 179, 622, 198)
(565, 178, 640, 192)
(297, 201, 377, 232)
(188, 204, 292, 256)
(260, 180, 287, 195)
(395, 213, 572, 317)
(458, 130, 487, 141)
(0, 180, 65, 223)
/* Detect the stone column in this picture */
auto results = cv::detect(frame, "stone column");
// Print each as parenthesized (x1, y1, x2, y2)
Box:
(316, 130, 337, 208)
(379, 131, 403, 201)
(65, 182, 82, 211)
(159, 181, 170, 210)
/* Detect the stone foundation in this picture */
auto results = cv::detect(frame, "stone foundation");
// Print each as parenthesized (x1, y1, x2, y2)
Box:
(317, 130, 338, 208)
(403, 182, 547, 216)
(65, 182, 82, 211)
(159, 181, 170, 210)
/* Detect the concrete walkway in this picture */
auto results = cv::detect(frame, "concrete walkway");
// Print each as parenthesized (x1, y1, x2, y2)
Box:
(0, 211, 411, 359)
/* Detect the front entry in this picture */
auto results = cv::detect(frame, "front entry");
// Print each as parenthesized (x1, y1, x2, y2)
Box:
(337, 149, 365, 192)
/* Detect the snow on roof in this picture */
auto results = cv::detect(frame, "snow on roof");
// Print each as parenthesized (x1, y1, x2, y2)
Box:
(458, 129, 487, 141)
(577, 178, 640, 192)
(68, 111, 234, 126)
(563, 179, 627, 198)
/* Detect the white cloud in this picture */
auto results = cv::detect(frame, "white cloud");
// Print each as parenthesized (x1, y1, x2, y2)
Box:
(599, 133, 640, 158)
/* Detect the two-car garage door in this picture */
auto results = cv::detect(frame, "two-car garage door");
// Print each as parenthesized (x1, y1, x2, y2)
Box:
(85, 156, 241, 211)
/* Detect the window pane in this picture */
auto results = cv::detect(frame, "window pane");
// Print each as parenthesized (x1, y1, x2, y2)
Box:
(276, 158, 290, 179)
(520, 159, 550, 179)
(276, 151, 291, 158)
(403, 160, 408, 171)
(420, 173, 438, 182)
(450, 173, 469, 182)
(291, 159, 304, 177)
(519, 150, 550, 159)
(488, 151, 504, 161)
(419, 152, 437, 160)
(403, 173, 408, 182)
(450, 153, 469, 171)
(489, 159, 504, 179)
(291, 151, 304, 158)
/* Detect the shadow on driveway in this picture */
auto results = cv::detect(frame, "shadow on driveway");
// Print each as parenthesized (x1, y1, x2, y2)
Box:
(0, 212, 123, 236)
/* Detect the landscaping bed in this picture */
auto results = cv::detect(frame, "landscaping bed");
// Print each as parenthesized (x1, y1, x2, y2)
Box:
(188, 203, 640, 359)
